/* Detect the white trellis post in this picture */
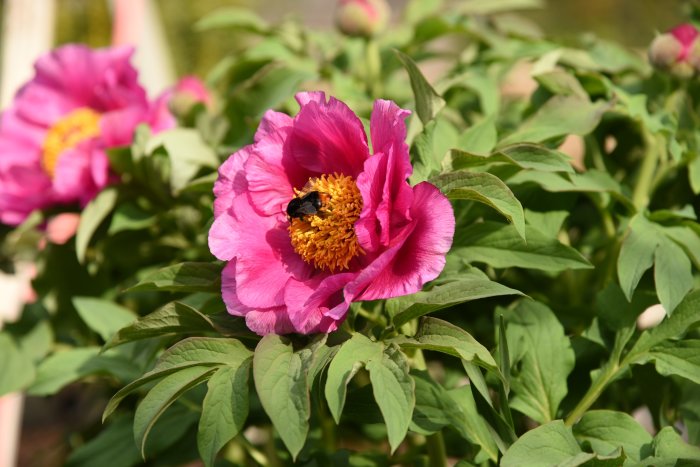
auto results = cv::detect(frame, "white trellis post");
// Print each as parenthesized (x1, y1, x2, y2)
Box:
(0, 1, 55, 466)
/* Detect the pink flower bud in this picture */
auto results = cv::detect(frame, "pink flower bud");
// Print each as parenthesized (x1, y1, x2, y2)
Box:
(649, 23, 700, 78)
(169, 76, 212, 117)
(336, 0, 390, 38)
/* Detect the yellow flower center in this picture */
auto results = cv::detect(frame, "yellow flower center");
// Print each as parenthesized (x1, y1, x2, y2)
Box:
(288, 173, 364, 272)
(42, 107, 101, 177)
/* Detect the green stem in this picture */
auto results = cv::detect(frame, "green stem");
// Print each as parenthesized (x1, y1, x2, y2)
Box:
(631, 131, 659, 211)
(355, 306, 387, 327)
(319, 399, 337, 454)
(425, 432, 448, 467)
(565, 327, 636, 425)
(564, 362, 621, 426)
(365, 38, 382, 98)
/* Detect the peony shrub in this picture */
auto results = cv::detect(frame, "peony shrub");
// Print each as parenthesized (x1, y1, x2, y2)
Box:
(1, 3, 700, 467)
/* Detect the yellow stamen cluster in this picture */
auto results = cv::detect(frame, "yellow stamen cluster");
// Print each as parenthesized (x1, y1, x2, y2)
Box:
(288, 173, 364, 272)
(42, 108, 101, 178)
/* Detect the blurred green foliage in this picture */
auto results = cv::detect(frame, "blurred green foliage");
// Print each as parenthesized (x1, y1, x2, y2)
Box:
(19, 0, 683, 78)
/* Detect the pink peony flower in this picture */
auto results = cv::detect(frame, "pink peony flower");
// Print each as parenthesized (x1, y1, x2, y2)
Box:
(209, 92, 454, 335)
(0, 44, 173, 226)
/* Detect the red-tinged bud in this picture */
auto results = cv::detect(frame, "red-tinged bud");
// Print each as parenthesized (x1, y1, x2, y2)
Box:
(336, 0, 390, 38)
(649, 23, 700, 78)
(168, 76, 212, 116)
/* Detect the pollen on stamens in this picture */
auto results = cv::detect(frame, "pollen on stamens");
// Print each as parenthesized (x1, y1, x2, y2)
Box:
(288, 173, 364, 272)
(42, 107, 101, 178)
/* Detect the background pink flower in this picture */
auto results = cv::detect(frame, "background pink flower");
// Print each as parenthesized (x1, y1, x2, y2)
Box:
(0, 44, 174, 226)
(209, 92, 454, 335)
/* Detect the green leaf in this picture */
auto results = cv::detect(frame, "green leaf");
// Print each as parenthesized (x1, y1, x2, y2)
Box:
(499, 95, 611, 146)
(431, 171, 526, 239)
(412, 117, 458, 182)
(194, 6, 269, 33)
(525, 209, 569, 239)
(390, 279, 522, 327)
(631, 290, 700, 354)
(108, 203, 155, 235)
(505, 300, 575, 423)
(28, 348, 98, 396)
(76, 187, 118, 263)
(253, 335, 310, 459)
(654, 237, 693, 315)
(452, 143, 574, 173)
(618, 214, 660, 301)
(572, 410, 653, 462)
(0, 333, 35, 395)
(397, 317, 499, 372)
(72, 297, 136, 342)
(145, 129, 219, 193)
(65, 417, 140, 467)
(395, 50, 446, 125)
(634, 340, 700, 385)
(127, 262, 222, 293)
(501, 420, 581, 467)
(154, 337, 252, 372)
(653, 426, 700, 461)
(17, 321, 53, 363)
(103, 338, 251, 420)
(104, 301, 216, 350)
(134, 365, 216, 458)
(458, 115, 497, 156)
(663, 225, 700, 270)
(28, 347, 141, 396)
(458, 0, 543, 14)
(535, 69, 588, 98)
(198, 361, 252, 467)
(410, 370, 465, 435)
(507, 169, 624, 196)
(365, 344, 415, 453)
(447, 386, 501, 462)
(689, 156, 700, 194)
(453, 222, 592, 272)
(325, 333, 382, 423)
(231, 62, 316, 120)
(679, 381, 700, 445)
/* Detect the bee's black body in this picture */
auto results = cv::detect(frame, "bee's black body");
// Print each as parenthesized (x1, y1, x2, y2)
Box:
(287, 191, 323, 219)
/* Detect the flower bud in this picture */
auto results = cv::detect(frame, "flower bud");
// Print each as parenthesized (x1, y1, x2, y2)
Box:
(168, 76, 212, 117)
(336, 0, 390, 38)
(648, 23, 700, 78)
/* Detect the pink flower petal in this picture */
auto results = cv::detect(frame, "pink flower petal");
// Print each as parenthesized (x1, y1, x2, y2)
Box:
(354, 182, 454, 300)
(213, 149, 249, 218)
(100, 106, 150, 147)
(13, 84, 78, 128)
(52, 144, 98, 204)
(370, 99, 411, 156)
(244, 308, 297, 335)
(355, 143, 413, 253)
(285, 272, 355, 333)
(255, 110, 292, 143)
(46, 213, 81, 245)
(221, 261, 296, 335)
(208, 210, 238, 261)
(295, 91, 327, 107)
(288, 96, 370, 177)
(245, 125, 303, 216)
(225, 195, 310, 309)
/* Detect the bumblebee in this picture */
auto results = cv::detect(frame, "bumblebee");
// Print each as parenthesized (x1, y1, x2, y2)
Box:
(286, 191, 329, 219)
